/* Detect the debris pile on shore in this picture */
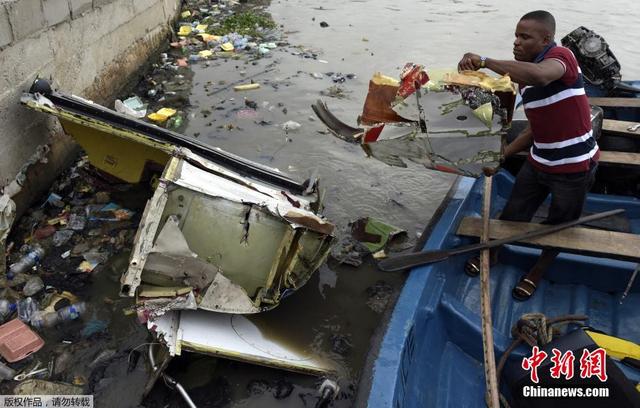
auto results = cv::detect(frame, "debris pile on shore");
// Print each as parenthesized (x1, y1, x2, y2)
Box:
(0, 155, 151, 403)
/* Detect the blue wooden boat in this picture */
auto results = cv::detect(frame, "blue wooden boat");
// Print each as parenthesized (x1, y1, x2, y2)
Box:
(362, 82, 640, 406)
(363, 170, 640, 407)
(306, 26, 640, 407)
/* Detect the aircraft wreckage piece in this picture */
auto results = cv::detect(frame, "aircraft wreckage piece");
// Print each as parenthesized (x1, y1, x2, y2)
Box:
(21, 82, 335, 314)
(313, 64, 517, 177)
(126, 150, 335, 313)
(20, 80, 305, 192)
(149, 310, 338, 377)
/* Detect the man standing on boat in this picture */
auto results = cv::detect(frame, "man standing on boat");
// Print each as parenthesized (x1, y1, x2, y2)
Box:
(457, 10, 599, 300)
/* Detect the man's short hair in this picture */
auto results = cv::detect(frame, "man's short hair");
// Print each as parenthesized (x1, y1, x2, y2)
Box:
(520, 10, 556, 37)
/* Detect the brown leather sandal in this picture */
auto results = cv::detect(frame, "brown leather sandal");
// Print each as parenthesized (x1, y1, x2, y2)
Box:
(512, 276, 537, 301)
(465, 252, 499, 277)
(464, 257, 481, 277)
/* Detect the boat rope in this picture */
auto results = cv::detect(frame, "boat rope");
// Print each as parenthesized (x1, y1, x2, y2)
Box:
(495, 313, 588, 407)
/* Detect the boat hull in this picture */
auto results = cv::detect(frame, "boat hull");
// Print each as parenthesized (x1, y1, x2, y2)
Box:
(365, 171, 640, 407)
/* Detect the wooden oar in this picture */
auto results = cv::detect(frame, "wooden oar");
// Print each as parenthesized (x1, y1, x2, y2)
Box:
(377, 208, 625, 272)
(480, 176, 499, 408)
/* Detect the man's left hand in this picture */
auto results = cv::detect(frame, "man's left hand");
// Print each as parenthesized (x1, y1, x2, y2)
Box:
(458, 52, 481, 72)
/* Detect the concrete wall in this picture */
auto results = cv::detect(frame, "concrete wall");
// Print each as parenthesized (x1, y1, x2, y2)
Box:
(0, 0, 181, 215)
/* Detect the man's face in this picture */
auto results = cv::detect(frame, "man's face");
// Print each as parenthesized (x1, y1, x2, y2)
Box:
(513, 19, 551, 62)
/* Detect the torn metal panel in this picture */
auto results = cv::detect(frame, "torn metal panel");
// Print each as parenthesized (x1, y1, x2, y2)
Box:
(313, 65, 517, 177)
(360, 73, 414, 126)
(351, 217, 406, 253)
(169, 150, 332, 234)
(148, 214, 196, 257)
(178, 148, 318, 209)
(149, 310, 337, 377)
(139, 285, 193, 298)
(121, 181, 168, 296)
(199, 274, 261, 314)
(142, 215, 216, 290)
(139, 291, 199, 321)
(125, 155, 334, 313)
(0, 195, 16, 274)
(143, 253, 216, 290)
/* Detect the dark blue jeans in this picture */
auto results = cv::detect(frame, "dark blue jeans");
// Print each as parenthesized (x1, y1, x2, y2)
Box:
(500, 160, 598, 225)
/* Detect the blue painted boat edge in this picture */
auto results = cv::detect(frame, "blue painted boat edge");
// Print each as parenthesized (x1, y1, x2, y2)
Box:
(365, 85, 640, 407)
(368, 169, 640, 407)
(366, 176, 476, 407)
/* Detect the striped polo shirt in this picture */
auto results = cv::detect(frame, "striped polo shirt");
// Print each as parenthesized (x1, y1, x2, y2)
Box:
(521, 45, 599, 173)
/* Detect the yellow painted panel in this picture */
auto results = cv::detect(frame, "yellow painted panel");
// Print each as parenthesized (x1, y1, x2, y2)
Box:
(61, 120, 170, 183)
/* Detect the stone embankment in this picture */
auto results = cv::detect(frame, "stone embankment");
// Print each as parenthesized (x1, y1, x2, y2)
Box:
(0, 0, 181, 215)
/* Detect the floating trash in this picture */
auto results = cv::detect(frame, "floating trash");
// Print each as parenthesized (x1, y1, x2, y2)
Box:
(282, 120, 301, 132)
(221, 42, 235, 52)
(178, 26, 192, 36)
(147, 107, 177, 122)
(233, 83, 260, 91)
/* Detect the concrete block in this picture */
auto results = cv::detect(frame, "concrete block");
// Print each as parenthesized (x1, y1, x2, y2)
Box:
(74, 0, 135, 47)
(0, 32, 54, 94)
(68, 0, 91, 18)
(6, 0, 46, 41)
(42, 0, 70, 27)
(0, 82, 51, 185)
(0, 6, 13, 47)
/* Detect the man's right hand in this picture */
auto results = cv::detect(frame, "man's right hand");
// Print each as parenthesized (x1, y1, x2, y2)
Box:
(458, 52, 481, 71)
(482, 166, 499, 177)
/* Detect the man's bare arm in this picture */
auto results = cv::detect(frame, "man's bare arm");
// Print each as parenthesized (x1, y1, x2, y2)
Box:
(458, 53, 565, 87)
(504, 125, 533, 158)
(485, 58, 564, 87)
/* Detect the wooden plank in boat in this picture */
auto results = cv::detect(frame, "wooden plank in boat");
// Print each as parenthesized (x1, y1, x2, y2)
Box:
(457, 217, 640, 261)
(589, 97, 640, 108)
(599, 151, 640, 166)
(603, 119, 640, 136)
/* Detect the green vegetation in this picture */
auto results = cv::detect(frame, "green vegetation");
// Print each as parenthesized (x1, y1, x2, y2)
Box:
(214, 11, 276, 37)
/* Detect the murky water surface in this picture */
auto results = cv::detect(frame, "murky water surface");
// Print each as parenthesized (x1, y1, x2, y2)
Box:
(153, 1, 640, 406)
